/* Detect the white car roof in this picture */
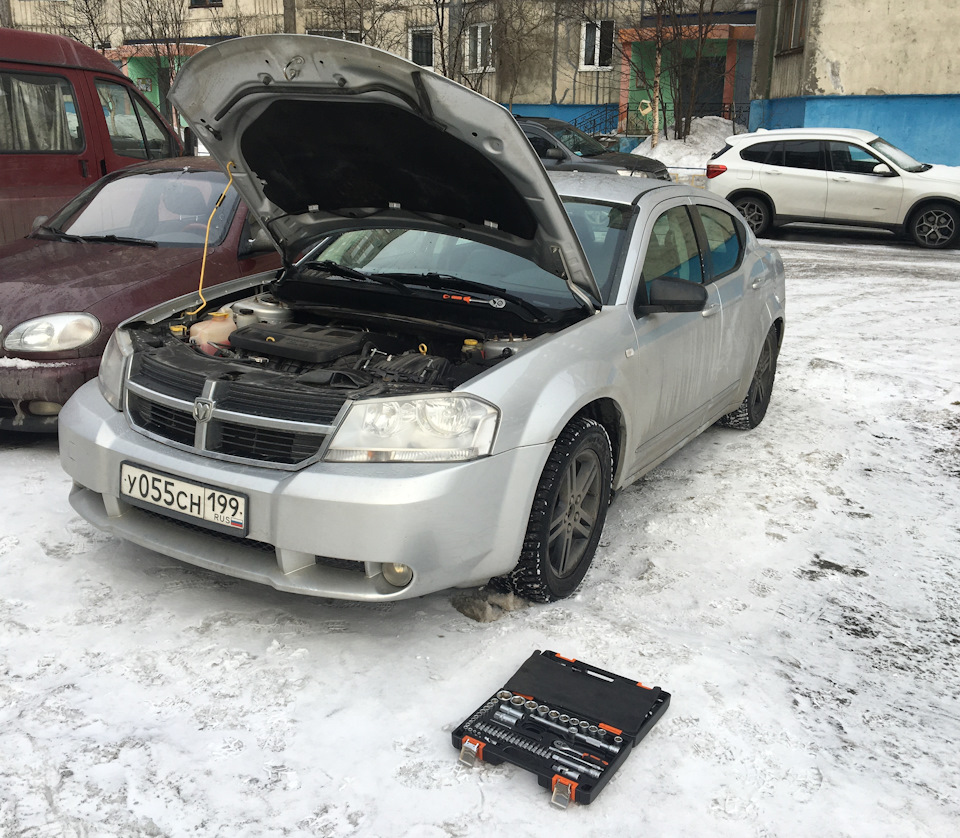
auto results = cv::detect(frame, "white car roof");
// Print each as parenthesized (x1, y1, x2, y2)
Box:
(725, 127, 880, 145)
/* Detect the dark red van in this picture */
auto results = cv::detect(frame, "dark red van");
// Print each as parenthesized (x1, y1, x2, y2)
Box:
(0, 28, 183, 245)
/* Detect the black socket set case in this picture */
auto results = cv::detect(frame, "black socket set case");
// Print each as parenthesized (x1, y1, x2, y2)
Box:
(452, 650, 670, 808)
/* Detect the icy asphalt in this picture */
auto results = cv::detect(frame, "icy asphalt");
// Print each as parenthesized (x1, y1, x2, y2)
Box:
(1, 229, 958, 837)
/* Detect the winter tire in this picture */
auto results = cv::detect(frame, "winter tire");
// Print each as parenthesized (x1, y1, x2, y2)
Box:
(909, 203, 959, 249)
(718, 326, 778, 430)
(505, 417, 613, 602)
(733, 195, 773, 237)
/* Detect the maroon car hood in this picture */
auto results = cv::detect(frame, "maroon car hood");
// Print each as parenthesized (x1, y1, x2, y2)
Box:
(0, 237, 205, 326)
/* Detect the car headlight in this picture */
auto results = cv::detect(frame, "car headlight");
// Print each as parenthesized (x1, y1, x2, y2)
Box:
(324, 395, 499, 463)
(616, 168, 637, 176)
(2, 313, 100, 352)
(98, 328, 133, 411)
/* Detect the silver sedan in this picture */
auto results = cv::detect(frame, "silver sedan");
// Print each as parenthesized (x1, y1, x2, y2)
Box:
(58, 36, 785, 602)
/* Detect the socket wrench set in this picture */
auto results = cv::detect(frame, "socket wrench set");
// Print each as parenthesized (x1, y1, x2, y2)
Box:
(452, 650, 670, 808)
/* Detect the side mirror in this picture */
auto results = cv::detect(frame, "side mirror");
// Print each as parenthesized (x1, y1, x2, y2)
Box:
(872, 162, 895, 176)
(635, 276, 708, 316)
(544, 147, 565, 161)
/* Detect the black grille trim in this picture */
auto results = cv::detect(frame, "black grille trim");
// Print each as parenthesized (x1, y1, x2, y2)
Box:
(129, 393, 196, 445)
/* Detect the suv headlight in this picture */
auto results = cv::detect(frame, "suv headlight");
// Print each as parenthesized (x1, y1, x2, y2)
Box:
(98, 329, 133, 411)
(2, 313, 100, 352)
(324, 395, 499, 463)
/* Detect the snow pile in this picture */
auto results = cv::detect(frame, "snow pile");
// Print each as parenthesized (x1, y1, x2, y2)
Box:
(632, 115, 739, 172)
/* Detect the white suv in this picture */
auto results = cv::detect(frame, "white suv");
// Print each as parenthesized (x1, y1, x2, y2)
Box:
(706, 127, 960, 248)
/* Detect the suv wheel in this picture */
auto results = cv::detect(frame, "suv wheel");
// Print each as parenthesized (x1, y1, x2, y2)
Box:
(733, 195, 773, 237)
(910, 203, 959, 249)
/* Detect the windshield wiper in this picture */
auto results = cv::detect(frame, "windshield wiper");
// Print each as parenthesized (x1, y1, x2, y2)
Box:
(303, 259, 411, 293)
(375, 272, 551, 321)
(73, 234, 158, 247)
(33, 224, 83, 243)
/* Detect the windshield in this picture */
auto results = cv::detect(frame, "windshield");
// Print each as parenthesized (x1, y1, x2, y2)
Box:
(47, 169, 240, 246)
(869, 138, 928, 172)
(300, 197, 631, 306)
(548, 124, 608, 157)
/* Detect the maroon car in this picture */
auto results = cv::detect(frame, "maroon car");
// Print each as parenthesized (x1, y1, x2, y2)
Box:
(0, 156, 280, 431)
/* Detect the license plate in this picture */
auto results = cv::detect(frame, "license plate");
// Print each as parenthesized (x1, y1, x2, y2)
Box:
(120, 462, 247, 536)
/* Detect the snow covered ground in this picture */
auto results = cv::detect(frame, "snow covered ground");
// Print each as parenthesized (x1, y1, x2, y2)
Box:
(2, 230, 959, 836)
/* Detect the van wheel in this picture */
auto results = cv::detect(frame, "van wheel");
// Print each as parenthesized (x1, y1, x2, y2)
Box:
(505, 418, 612, 602)
(910, 203, 959, 249)
(718, 326, 778, 430)
(733, 195, 772, 237)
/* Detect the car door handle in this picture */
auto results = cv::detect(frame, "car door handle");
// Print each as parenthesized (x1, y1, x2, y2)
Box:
(832, 175, 851, 182)
(701, 304, 720, 318)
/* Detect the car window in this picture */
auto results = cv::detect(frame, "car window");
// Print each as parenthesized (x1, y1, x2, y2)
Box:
(740, 141, 780, 165)
(546, 124, 607, 157)
(781, 140, 823, 170)
(641, 206, 703, 287)
(0, 71, 83, 152)
(697, 206, 742, 279)
(50, 169, 239, 246)
(525, 132, 555, 159)
(311, 228, 579, 307)
(827, 141, 886, 175)
(96, 81, 174, 160)
(562, 199, 632, 302)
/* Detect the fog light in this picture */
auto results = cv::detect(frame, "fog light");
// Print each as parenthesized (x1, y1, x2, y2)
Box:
(28, 401, 62, 416)
(382, 563, 413, 588)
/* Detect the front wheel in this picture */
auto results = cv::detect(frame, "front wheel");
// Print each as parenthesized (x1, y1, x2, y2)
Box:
(909, 203, 959, 249)
(718, 326, 779, 430)
(505, 418, 612, 602)
(733, 195, 773, 237)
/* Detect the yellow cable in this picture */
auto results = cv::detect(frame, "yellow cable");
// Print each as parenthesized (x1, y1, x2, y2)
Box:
(186, 160, 235, 317)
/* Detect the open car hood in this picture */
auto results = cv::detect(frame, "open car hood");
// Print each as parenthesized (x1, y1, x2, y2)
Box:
(169, 35, 600, 306)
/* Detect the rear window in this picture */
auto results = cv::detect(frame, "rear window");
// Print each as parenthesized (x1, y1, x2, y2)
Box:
(740, 141, 780, 165)
(0, 71, 83, 153)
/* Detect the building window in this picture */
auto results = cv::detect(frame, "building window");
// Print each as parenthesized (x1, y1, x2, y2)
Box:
(307, 29, 362, 43)
(778, 0, 807, 52)
(189, 0, 224, 7)
(409, 28, 434, 68)
(581, 20, 614, 70)
(467, 22, 493, 72)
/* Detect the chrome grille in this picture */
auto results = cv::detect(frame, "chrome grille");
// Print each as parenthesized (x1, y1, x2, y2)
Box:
(128, 393, 196, 445)
(125, 357, 346, 468)
(217, 383, 345, 423)
(218, 421, 327, 464)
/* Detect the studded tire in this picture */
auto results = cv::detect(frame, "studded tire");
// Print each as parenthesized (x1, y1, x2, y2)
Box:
(718, 326, 779, 430)
(504, 417, 613, 602)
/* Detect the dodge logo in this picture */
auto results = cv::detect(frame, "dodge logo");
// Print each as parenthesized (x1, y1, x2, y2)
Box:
(192, 398, 214, 423)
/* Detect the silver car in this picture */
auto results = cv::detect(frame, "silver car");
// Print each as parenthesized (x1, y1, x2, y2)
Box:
(58, 35, 786, 602)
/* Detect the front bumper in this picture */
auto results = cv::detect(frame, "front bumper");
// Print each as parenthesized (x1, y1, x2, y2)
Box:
(0, 356, 98, 431)
(59, 380, 551, 601)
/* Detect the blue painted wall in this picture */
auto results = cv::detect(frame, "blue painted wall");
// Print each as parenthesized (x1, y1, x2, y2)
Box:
(749, 94, 960, 165)
(506, 103, 611, 126)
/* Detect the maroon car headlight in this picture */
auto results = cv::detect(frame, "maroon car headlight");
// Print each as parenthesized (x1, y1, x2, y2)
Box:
(98, 329, 133, 411)
(3, 313, 100, 353)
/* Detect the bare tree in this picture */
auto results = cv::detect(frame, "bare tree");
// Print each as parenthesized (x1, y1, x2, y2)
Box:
(123, 0, 189, 120)
(212, 1, 285, 38)
(493, 0, 552, 108)
(301, 0, 407, 53)
(566, 0, 751, 141)
(33, 0, 117, 52)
